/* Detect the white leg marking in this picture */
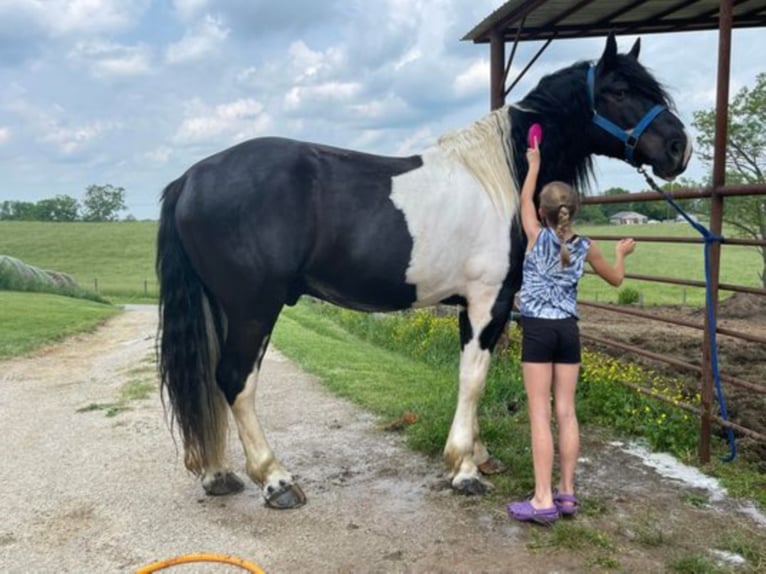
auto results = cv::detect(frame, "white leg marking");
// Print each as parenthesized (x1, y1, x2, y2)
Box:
(444, 284, 501, 487)
(446, 338, 491, 480)
(230, 339, 292, 496)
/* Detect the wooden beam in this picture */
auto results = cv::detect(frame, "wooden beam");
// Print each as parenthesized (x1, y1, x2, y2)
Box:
(490, 28, 505, 110)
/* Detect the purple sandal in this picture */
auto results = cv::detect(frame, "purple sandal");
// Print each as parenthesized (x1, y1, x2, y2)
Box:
(507, 500, 559, 525)
(553, 491, 579, 517)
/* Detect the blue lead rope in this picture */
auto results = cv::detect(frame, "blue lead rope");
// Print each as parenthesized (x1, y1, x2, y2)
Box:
(638, 167, 736, 461)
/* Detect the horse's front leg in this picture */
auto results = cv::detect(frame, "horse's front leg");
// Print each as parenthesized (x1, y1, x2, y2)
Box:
(444, 287, 511, 495)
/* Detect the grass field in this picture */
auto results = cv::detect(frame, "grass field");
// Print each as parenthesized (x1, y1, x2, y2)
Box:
(0, 220, 761, 305)
(0, 291, 120, 358)
(578, 222, 761, 305)
(0, 221, 157, 301)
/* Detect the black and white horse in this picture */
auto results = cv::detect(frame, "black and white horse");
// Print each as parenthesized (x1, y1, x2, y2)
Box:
(156, 34, 690, 509)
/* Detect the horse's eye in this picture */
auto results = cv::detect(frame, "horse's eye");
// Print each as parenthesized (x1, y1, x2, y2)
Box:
(614, 89, 627, 100)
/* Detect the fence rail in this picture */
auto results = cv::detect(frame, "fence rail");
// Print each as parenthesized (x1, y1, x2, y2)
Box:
(579, 180, 766, 462)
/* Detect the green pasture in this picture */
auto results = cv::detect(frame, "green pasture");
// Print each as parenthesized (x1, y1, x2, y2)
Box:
(0, 221, 157, 301)
(0, 291, 119, 359)
(578, 222, 762, 305)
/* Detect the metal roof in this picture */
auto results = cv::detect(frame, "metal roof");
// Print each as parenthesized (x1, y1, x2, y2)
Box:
(463, 0, 766, 43)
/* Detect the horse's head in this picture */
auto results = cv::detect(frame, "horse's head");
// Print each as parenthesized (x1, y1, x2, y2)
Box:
(588, 33, 691, 180)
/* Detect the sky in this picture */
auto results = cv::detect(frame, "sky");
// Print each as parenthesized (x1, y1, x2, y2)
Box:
(1, 0, 764, 220)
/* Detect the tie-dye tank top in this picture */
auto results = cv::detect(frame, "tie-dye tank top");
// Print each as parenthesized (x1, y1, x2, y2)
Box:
(519, 227, 591, 319)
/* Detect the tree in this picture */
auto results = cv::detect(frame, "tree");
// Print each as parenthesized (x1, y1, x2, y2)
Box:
(578, 203, 609, 224)
(692, 73, 766, 287)
(82, 184, 127, 222)
(654, 178, 706, 223)
(0, 200, 38, 221)
(599, 187, 631, 219)
(35, 195, 80, 221)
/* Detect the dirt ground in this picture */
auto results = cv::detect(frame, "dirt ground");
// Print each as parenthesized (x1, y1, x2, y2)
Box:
(1, 307, 764, 574)
(578, 292, 766, 466)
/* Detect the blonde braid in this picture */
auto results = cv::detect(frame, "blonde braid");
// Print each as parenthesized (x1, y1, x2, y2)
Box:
(556, 206, 571, 267)
(539, 181, 579, 268)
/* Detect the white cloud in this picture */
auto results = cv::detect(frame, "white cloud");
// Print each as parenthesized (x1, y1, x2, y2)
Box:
(173, 98, 271, 144)
(42, 119, 121, 155)
(284, 82, 362, 111)
(172, 0, 209, 22)
(286, 41, 348, 82)
(236, 66, 258, 85)
(165, 14, 229, 64)
(349, 94, 410, 124)
(0, 0, 149, 36)
(394, 126, 435, 155)
(51, 0, 147, 34)
(394, 48, 422, 71)
(69, 41, 153, 77)
(145, 145, 173, 165)
(1, 95, 122, 155)
(0, 127, 10, 144)
(453, 58, 489, 98)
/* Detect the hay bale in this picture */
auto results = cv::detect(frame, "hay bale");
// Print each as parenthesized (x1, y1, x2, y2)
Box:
(0, 255, 79, 293)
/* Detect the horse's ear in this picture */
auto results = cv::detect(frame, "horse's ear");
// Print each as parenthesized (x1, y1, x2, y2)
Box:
(629, 37, 641, 60)
(600, 31, 618, 70)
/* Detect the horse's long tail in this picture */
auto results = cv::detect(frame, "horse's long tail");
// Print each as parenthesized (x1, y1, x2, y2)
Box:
(156, 177, 228, 475)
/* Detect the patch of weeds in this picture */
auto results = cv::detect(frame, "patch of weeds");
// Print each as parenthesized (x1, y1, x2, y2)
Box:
(529, 523, 613, 551)
(76, 402, 129, 417)
(589, 555, 620, 570)
(718, 530, 766, 571)
(669, 554, 725, 574)
(120, 378, 155, 401)
(636, 524, 671, 547)
(617, 286, 640, 305)
(77, 377, 155, 418)
(681, 492, 709, 508)
(580, 495, 609, 517)
(704, 458, 766, 509)
(124, 361, 156, 377)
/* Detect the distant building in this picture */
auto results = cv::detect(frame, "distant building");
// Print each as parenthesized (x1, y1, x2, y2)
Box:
(609, 211, 648, 225)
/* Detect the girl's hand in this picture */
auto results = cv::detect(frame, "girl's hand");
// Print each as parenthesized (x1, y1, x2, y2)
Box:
(616, 238, 636, 257)
(526, 145, 540, 170)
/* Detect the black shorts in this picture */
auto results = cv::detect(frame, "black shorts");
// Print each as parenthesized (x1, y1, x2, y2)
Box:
(520, 316, 581, 364)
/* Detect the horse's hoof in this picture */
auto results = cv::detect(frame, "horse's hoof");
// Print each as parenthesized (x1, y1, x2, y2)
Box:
(265, 483, 307, 509)
(454, 477, 492, 496)
(478, 456, 507, 475)
(203, 471, 245, 496)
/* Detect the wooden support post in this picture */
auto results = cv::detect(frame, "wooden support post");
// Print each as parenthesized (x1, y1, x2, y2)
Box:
(490, 29, 505, 110)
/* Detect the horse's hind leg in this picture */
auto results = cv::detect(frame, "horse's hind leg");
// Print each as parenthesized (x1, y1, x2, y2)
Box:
(194, 298, 243, 496)
(216, 313, 306, 509)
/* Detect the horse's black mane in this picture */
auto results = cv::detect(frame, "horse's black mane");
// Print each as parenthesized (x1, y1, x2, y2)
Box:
(613, 56, 675, 110)
(513, 61, 595, 194)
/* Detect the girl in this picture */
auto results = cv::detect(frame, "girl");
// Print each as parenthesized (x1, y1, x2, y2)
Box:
(507, 140, 635, 525)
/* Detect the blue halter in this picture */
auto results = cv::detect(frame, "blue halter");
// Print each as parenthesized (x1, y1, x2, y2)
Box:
(587, 64, 666, 166)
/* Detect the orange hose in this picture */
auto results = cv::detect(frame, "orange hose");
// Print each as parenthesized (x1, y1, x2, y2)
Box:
(136, 552, 265, 573)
